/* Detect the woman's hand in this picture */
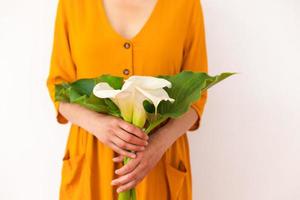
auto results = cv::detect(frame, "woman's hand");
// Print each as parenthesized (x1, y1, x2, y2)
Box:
(110, 107, 199, 193)
(59, 102, 198, 192)
(111, 133, 166, 193)
(58, 102, 149, 159)
(92, 114, 149, 159)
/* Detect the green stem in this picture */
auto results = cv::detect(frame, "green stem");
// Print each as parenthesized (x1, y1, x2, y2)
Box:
(118, 157, 135, 200)
(132, 188, 137, 200)
(144, 116, 168, 134)
(118, 190, 131, 200)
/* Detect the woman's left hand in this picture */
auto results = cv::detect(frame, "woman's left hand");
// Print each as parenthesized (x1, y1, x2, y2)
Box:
(111, 107, 199, 193)
(111, 133, 167, 193)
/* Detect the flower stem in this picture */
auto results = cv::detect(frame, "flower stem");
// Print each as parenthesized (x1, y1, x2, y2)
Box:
(144, 116, 168, 134)
(118, 156, 135, 200)
(118, 190, 131, 200)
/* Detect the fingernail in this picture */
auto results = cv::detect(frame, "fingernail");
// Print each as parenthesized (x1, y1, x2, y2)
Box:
(111, 181, 116, 185)
(145, 141, 148, 145)
(117, 188, 122, 193)
(141, 146, 145, 150)
(115, 169, 119, 174)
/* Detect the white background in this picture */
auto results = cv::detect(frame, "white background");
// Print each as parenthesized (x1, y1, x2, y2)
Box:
(0, 0, 299, 199)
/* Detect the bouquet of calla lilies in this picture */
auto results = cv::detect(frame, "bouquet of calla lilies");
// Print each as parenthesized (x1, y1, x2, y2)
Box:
(55, 70, 235, 200)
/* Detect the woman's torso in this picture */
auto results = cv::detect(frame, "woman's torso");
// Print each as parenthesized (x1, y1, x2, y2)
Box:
(64, 0, 193, 79)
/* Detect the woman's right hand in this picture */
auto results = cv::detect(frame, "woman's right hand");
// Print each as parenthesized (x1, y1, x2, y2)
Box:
(90, 113, 149, 159)
(58, 102, 149, 159)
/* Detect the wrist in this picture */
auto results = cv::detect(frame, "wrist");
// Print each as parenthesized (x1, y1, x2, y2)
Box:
(149, 127, 173, 153)
(149, 117, 189, 150)
(86, 112, 106, 134)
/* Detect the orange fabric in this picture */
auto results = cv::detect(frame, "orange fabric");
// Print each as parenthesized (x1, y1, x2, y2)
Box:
(46, 0, 208, 199)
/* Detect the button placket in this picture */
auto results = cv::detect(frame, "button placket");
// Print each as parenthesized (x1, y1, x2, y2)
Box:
(122, 41, 133, 76)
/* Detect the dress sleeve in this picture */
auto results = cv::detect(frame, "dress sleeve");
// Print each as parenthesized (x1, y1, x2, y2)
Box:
(181, 0, 208, 132)
(46, 0, 76, 124)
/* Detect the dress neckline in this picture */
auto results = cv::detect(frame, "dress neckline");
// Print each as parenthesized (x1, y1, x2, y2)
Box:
(97, 0, 162, 42)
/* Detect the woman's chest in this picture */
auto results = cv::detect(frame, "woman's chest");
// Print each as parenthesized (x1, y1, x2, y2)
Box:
(66, 0, 189, 79)
(101, 0, 158, 41)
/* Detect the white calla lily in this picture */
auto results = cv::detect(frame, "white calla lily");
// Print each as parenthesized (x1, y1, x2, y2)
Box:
(92, 82, 122, 98)
(93, 82, 133, 123)
(131, 91, 148, 127)
(135, 86, 175, 115)
(92, 76, 175, 128)
(122, 76, 172, 90)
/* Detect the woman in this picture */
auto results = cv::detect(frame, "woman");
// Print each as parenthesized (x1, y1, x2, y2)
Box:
(46, 0, 208, 199)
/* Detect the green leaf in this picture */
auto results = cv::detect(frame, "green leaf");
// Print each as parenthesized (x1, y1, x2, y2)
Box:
(72, 94, 109, 113)
(142, 71, 235, 134)
(55, 83, 71, 102)
(54, 71, 235, 134)
(104, 98, 121, 117)
(70, 78, 96, 96)
(96, 74, 124, 89)
(54, 74, 124, 116)
(143, 100, 155, 113)
(156, 71, 235, 118)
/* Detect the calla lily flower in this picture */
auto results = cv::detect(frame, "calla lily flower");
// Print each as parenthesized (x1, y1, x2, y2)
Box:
(93, 76, 175, 128)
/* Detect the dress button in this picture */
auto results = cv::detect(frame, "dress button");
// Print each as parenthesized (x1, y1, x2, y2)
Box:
(123, 68, 130, 75)
(123, 42, 131, 49)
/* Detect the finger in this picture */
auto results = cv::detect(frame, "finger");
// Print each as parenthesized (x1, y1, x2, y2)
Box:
(115, 156, 141, 175)
(117, 180, 139, 193)
(112, 135, 146, 152)
(112, 162, 141, 186)
(117, 128, 148, 147)
(112, 155, 124, 163)
(118, 121, 149, 140)
(109, 142, 136, 159)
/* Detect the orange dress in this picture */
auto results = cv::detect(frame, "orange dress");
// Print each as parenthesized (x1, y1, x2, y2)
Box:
(46, 0, 208, 199)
